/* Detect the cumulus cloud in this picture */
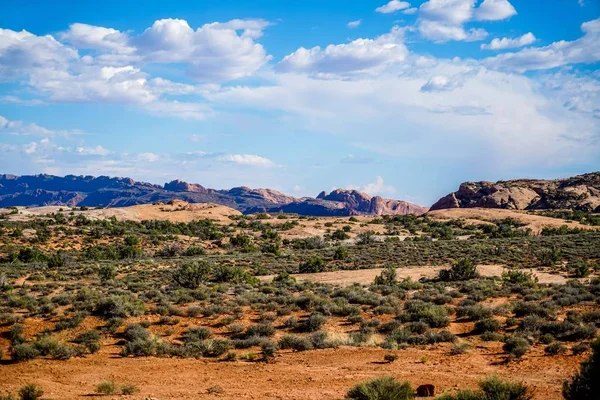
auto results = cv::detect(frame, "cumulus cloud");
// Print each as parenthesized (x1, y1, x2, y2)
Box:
(76, 145, 110, 156)
(0, 18, 269, 118)
(481, 32, 535, 50)
(347, 20, 362, 29)
(484, 18, 600, 71)
(219, 154, 275, 167)
(60, 23, 133, 53)
(375, 1, 411, 14)
(0, 28, 78, 78)
(348, 176, 396, 196)
(276, 27, 407, 76)
(417, 0, 517, 42)
(209, 55, 599, 169)
(474, 0, 517, 21)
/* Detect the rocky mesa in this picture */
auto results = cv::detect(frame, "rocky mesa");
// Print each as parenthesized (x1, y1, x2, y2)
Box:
(0, 174, 427, 216)
(430, 172, 600, 212)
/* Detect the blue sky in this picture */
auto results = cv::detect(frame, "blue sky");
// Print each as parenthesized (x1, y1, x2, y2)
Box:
(0, 0, 599, 206)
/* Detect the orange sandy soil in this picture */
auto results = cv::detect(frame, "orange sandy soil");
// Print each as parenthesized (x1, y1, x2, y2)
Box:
(0, 343, 583, 399)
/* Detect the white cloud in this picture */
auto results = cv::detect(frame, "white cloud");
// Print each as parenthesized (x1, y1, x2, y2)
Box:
(418, 20, 487, 42)
(347, 20, 362, 29)
(0, 114, 81, 137)
(209, 55, 599, 169)
(76, 145, 110, 156)
(132, 18, 271, 81)
(484, 18, 600, 71)
(136, 153, 159, 163)
(481, 32, 535, 50)
(417, 0, 516, 42)
(420, 74, 468, 92)
(0, 28, 78, 79)
(276, 27, 407, 76)
(375, 1, 411, 14)
(205, 18, 270, 39)
(60, 23, 133, 53)
(219, 154, 275, 167)
(474, 0, 517, 21)
(348, 176, 396, 196)
(403, 8, 418, 15)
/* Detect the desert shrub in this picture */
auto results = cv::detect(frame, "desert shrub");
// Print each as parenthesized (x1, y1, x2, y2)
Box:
(123, 323, 150, 342)
(98, 264, 116, 282)
(18, 384, 44, 400)
(384, 353, 398, 363)
(172, 260, 212, 289)
(475, 318, 502, 333)
(273, 271, 296, 286)
(481, 332, 503, 342)
(451, 342, 471, 355)
(346, 376, 414, 400)
(537, 247, 562, 266)
(185, 326, 212, 342)
(32, 336, 60, 356)
(9, 324, 25, 345)
(503, 336, 530, 358)
(478, 376, 532, 400)
(438, 259, 478, 282)
(261, 340, 278, 360)
(12, 344, 40, 362)
(563, 338, 600, 399)
(299, 256, 326, 273)
(278, 335, 313, 351)
(305, 312, 327, 332)
(244, 323, 275, 338)
(121, 338, 157, 357)
(457, 305, 493, 321)
(183, 245, 205, 257)
(402, 301, 450, 328)
(214, 266, 257, 284)
(96, 380, 117, 395)
(121, 384, 139, 395)
(568, 259, 592, 278)
(334, 246, 349, 260)
(545, 342, 567, 355)
(74, 330, 101, 352)
(572, 343, 589, 355)
(502, 269, 537, 285)
(94, 295, 145, 319)
(374, 266, 397, 286)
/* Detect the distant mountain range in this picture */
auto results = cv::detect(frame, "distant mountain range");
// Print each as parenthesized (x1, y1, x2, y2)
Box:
(0, 174, 428, 216)
(431, 172, 600, 212)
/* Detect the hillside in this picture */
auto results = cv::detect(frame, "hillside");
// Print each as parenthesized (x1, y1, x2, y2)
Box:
(430, 172, 600, 212)
(0, 174, 427, 216)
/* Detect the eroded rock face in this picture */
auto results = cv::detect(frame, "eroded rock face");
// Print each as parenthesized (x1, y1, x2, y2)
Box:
(164, 179, 207, 193)
(0, 174, 427, 216)
(430, 172, 600, 212)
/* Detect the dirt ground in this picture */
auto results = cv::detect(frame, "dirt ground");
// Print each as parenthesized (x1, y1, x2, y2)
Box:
(260, 264, 573, 286)
(427, 208, 597, 234)
(0, 343, 583, 399)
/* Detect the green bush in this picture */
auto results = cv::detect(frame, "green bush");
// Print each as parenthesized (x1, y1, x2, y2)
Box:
(374, 266, 397, 286)
(121, 384, 139, 395)
(172, 260, 212, 289)
(545, 342, 567, 355)
(503, 336, 530, 358)
(563, 338, 600, 399)
(438, 259, 478, 281)
(346, 377, 414, 400)
(299, 256, 326, 274)
(12, 343, 40, 362)
(18, 384, 44, 400)
(437, 376, 531, 400)
(96, 379, 117, 395)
